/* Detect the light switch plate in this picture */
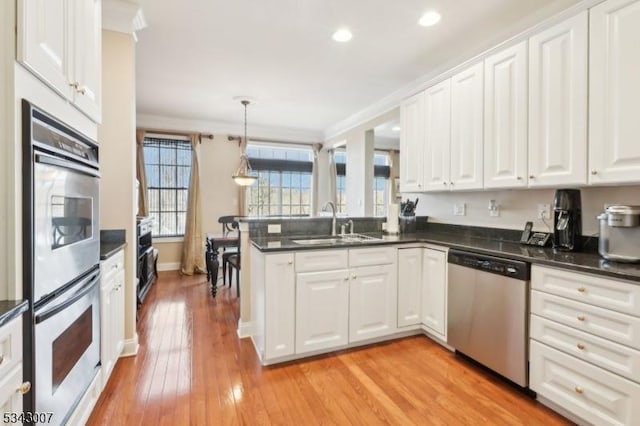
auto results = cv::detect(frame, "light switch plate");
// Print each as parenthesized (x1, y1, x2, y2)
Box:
(267, 224, 281, 234)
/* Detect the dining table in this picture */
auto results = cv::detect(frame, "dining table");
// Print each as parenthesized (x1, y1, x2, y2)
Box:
(205, 231, 239, 297)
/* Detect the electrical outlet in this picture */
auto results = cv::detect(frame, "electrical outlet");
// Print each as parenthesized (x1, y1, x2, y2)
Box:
(537, 204, 551, 220)
(267, 224, 281, 234)
(453, 203, 466, 216)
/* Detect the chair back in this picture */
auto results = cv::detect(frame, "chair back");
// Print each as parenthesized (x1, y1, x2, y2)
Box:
(218, 215, 239, 233)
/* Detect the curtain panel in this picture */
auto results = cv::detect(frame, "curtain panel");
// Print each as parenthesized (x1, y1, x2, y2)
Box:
(328, 149, 337, 206)
(136, 129, 149, 216)
(181, 134, 205, 275)
(310, 143, 322, 216)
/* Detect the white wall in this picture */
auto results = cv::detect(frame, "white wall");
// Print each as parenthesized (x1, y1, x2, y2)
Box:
(408, 185, 640, 235)
(99, 30, 138, 353)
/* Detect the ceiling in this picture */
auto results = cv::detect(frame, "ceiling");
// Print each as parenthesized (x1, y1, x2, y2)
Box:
(135, 0, 582, 140)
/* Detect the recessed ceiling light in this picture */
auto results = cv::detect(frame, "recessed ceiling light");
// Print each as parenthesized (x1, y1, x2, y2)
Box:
(332, 28, 353, 42)
(392, 126, 401, 132)
(419, 11, 441, 27)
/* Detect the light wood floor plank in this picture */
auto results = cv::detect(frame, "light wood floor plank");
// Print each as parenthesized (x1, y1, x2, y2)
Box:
(87, 271, 574, 426)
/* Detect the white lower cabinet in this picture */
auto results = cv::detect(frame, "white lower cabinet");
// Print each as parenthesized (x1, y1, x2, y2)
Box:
(397, 248, 423, 327)
(264, 253, 296, 359)
(0, 316, 27, 416)
(531, 341, 640, 426)
(530, 265, 640, 426)
(349, 264, 397, 342)
(100, 249, 125, 388)
(421, 248, 448, 339)
(296, 269, 350, 354)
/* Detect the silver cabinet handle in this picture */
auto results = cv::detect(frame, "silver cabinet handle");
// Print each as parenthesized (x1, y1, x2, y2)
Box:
(577, 343, 586, 350)
(574, 386, 584, 394)
(591, 170, 598, 175)
(577, 315, 585, 322)
(529, 175, 535, 179)
(78, 85, 87, 95)
(351, 274, 356, 279)
(287, 260, 293, 265)
(0, 354, 4, 366)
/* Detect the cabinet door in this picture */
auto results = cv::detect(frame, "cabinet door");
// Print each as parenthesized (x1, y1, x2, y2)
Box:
(17, 0, 73, 99)
(423, 79, 452, 191)
(113, 270, 125, 360)
(0, 367, 24, 415)
(528, 12, 588, 187)
(450, 62, 484, 191)
(589, 0, 640, 184)
(100, 280, 114, 383)
(397, 248, 422, 327)
(296, 270, 349, 354)
(484, 41, 528, 189)
(265, 253, 295, 359)
(71, 0, 101, 122)
(422, 248, 447, 339)
(349, 264, 397, 342)
(399, 92, 425, 192)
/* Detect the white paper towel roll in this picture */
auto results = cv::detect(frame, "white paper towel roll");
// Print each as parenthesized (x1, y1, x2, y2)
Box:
(386, 203, 399, 234)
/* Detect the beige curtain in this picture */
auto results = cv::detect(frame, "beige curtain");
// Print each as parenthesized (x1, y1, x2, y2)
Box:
(136, 129, 149, 216)
(328, 149, 337, 206)
(181, 134, 205, 275)
(388, 149, 398, 203)
(310, 143, 322, 216)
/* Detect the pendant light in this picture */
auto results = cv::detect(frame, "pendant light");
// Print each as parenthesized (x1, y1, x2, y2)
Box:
(232, 99, 258, 186)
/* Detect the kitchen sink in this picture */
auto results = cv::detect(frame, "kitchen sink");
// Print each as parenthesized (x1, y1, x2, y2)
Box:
(292, 234, 382, 245)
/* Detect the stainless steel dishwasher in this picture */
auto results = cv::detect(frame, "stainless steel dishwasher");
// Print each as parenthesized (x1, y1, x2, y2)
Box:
(447, 249, 531, 387)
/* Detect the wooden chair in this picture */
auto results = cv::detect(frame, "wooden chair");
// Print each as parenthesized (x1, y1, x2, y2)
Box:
(218, 216, 239, 291)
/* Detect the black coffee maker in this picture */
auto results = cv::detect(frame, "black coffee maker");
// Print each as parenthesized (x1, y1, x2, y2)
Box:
(553, 189, 582, 251)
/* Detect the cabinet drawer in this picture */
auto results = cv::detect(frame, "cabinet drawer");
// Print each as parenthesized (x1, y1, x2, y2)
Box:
(530, 341, 640, 426)
(531, 315, 640, 383)
(532, 265, 640, 316)
(295, 250, 348, 273)
(101, 249, 125, 284)
(349, 247, 396, 267)
(0, 317, 23, 380)
(531, 290, 640, 349)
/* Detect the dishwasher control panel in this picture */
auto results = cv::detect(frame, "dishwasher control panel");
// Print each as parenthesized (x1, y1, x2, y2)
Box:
(448, 250, 530, 281)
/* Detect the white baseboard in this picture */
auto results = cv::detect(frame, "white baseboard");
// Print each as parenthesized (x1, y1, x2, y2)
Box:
(157, 262, 180, 271)
(237, 319, 253, 339)
(121, 335, 139, 357)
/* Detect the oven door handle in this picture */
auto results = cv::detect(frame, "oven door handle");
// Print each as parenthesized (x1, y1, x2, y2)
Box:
(35, 271, 100, 324)
(35, 152, 100, 178)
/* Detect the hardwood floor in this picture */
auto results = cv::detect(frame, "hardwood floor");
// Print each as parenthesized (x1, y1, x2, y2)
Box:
(87, 271, 573, 426)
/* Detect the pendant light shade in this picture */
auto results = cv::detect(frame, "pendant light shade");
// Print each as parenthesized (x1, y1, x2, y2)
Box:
(232, 100, 258, 186)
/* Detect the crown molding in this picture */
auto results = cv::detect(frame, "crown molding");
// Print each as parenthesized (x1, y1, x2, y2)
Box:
(102, 0, 147, 39)
(136, 113, 324, 144)
(322, 0, 604, 141)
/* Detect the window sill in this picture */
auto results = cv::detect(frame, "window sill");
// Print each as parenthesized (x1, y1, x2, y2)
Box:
(154, 236, 185, 244)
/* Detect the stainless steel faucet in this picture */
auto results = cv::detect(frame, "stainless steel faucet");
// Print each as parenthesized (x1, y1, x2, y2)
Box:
(323, 201, 337, 236)
(347, 219, 354, 234)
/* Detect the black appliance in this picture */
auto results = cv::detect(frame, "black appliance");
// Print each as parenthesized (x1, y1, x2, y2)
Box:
(136, 216, 157, 306)
(552, 189, 582, 252)
(22, 100, 101, 425)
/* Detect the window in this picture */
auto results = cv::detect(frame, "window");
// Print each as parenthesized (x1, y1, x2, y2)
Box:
(245, 144, 313, 217)
(334, 150, 347, 214)
(373, 152, 390, 217)
(143, 137, 192, 237)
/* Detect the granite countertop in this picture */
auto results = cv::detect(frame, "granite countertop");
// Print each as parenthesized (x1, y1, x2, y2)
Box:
(0, 300, 29, 328)
(100, 229, 126, 260)
(251, 231, 640, 283)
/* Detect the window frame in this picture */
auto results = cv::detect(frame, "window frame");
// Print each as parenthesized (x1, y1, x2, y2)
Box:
(143, 136, 192, 238)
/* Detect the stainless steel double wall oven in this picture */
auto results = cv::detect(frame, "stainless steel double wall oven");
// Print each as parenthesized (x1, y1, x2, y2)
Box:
(22, 101, 101, 426)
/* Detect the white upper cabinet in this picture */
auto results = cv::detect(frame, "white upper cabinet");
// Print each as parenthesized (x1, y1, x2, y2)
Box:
(483, 41, 528, 189)
(423, 79, 452, 192)
(399, 92, 425, 192)
(18, 0, 102, 122)
(528, 12, 588, 187)
(17, 0, 71, 99)
(589, 0, 640, 185)
(450, 62, 484, 190)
